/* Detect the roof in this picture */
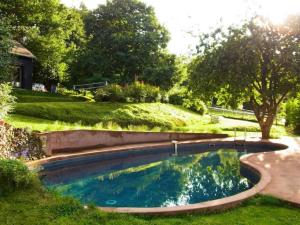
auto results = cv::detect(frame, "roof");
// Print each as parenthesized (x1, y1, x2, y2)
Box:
(10, 41, 36, 59)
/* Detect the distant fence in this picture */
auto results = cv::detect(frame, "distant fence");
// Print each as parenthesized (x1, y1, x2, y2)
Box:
(208, 107, 285, 125)
(73, 81, 108, 91)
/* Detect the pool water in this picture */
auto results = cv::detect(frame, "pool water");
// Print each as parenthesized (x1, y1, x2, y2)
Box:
(42, 149, 256, 208)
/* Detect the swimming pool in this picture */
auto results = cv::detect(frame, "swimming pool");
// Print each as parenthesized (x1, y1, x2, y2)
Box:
(41, 141, 285, 211)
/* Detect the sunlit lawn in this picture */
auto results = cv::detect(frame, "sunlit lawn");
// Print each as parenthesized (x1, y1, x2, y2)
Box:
(0, 184, 299, 225)
(7, 89, 288, 138)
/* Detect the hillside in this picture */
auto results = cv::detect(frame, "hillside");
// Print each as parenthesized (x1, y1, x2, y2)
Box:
(6, 89, 286, 137)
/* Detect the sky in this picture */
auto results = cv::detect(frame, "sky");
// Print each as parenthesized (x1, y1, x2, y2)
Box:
(61, 0, 300, 55)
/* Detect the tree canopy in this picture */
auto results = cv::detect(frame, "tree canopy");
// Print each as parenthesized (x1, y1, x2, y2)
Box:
(0, 18, 12, 82)
(72, 0, 170, 85)
(0, 0, 86, 87)
(190, 16, 300, 139)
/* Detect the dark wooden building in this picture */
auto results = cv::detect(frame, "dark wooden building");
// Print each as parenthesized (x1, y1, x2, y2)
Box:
(10, 41, 35, 90)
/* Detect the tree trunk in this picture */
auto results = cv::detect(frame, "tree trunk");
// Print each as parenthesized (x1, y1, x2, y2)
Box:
(260, 122, 272, 139)
(252, 100, 277, 140)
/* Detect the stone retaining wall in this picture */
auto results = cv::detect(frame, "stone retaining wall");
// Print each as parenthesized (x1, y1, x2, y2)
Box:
(39, 130, 228, 156)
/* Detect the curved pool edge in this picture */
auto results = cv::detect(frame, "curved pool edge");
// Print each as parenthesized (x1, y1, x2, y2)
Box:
(27, 138, 289, 215)
(26, 138, 288, 169)
(97, 155, 272, 215)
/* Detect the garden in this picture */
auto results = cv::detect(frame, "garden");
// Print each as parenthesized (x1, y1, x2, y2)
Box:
(1, 0, 300, 224)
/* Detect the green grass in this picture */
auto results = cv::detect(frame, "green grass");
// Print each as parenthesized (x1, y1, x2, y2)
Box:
(12, 102, 200, 128)
(208, 107, 285, 126)
(13, 88, 89, 103)
(0, 183, 299, 225)
(7, 89, 288, 138)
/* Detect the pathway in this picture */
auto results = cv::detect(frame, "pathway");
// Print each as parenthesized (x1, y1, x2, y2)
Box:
(243, 137, 300, 206)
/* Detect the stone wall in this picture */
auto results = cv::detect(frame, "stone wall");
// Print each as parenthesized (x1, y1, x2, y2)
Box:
(39, 130, 228, 156)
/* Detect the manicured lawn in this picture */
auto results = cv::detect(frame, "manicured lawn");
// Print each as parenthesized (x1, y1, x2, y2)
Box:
(13, 88, 89, 103)
(0, 184, 299, 225)
(7, 89, 287, 137)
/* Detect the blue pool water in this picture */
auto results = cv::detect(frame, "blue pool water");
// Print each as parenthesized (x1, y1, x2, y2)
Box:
(42, 147, 260, 208)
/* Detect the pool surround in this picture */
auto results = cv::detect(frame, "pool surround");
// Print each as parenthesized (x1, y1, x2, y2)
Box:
(28, 139, 288, 215)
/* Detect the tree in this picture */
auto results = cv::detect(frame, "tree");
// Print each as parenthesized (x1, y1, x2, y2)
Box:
(190, 16, 300, 139)
(141, 51, 177, 89)
(74, 0, 170, 84)
(0, 18, 13, 82)
(0, 0, 86, 88)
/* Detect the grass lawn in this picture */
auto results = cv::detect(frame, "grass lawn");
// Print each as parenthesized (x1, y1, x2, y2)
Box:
(3, 90, 299, 225)
(0, 183, 299, 225)
(7, 89, 287, 138)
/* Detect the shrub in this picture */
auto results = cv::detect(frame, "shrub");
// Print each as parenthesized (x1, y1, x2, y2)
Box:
(143, 83, 161, 103)
(0, 159, 34, 195)
(123, 82, 147, 103)
(124, 82, 161, 103)
(285, 95, 300, 133)
(168, 92, 185, 105)
(160, 91, 169, 103)
(56, 85, 78, 96)
(94, 84, 124, 102)
(95, 82, 162, 103)
(0, 83, 15, 120)
(183, 98, 207, 115)
(210, 115, 221, 124)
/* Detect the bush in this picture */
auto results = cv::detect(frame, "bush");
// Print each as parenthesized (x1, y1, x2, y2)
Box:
(0, 159, 34, 195)
(95, 82, 161, 103)
(285, 95, 300, 133)
(125, 82, 161, 103)
(183, 98, 207, 115)
(0, 83, 15, 120)
(94, 84, 124, 102)
(210, 115, 221, 124)
(169, 92, 184, 105)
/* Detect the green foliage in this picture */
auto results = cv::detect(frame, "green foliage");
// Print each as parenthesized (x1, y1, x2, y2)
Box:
(73, 0, 170, 84)
(209, 115, 220, 124)
(14, 88, 93, 103)
(190, 16, 300, 139)
(0, 159, 33, 195)
(168, 87, 207, 115)
(285, 94, 300, 133)
(7, 88, 287, 138)
(183, 98, 207, 115)
(0, 0, 86, 86)
(56, 85, 94, 102)
(0, 83, 15, 120)
(124, 82, 161, 103)
(95, 84, 125, 102)
(13, 102, 191, 129)
(141, 52, 178, 89)
(0, 179, 300, 225)
(95, 82, 161, 103)
(50, 197, 82, 217)
(0, 18, 13, 82)
(168, 91, 186, 105)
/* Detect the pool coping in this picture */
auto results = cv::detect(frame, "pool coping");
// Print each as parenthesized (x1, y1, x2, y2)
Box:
(27, 138, 289, 215)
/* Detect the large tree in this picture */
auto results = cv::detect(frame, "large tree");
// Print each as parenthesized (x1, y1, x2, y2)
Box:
(190, 16, 300, 139)
(73, 0, 170, 84)
(0, 0, 86, 88)
(0, 18, 13, 82)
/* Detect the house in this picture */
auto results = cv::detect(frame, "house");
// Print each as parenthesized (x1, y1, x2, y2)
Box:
(10, 41, 35, 90)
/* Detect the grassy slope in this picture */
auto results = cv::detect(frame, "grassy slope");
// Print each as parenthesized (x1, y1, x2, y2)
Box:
(0, 185, 299, 225)
(7, 89, 287, 137)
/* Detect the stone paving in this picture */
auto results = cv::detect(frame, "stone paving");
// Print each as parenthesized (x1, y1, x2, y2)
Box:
(245, 137, 300, 206)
